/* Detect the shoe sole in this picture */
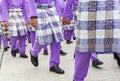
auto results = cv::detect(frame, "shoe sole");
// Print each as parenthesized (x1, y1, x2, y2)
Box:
(50, 69, 65, 74)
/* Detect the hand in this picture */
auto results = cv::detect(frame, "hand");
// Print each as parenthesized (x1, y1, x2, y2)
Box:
(1, 22, 9, 28)
(62, 18, 70, 25)
(26, 21, 31, 26)
(30, 17, 38, 28)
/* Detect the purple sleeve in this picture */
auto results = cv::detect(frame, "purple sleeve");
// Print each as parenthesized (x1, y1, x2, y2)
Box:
(1, 0, 8, 22)
(54, 0, 65, 17)
(28, 0, 37, 18)
(22, 0, 30, 22)
(62, 0, 74, 20)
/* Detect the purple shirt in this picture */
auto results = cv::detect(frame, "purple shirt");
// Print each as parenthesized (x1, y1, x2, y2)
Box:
(55, 0, 66, 17)
(0, 1, 2, 22)
(29, 0, 64, 18)
(63, 0, 78, 20)
(0, 0, 29, 22)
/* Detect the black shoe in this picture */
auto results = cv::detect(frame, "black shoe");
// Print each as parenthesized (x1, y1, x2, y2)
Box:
(73, 37, 76, 40)
(50, 65, 65, 74)
(92, 60, 103, 67)
(11, 50, 16, 57)
(43, 50, 48, 55)
(66, 40, 73, 44)
(20, 54, 28, 58)
(60, 50, 67, 56)
(30, 52, 38, 67)
(116, 54, 120, 67)
(28, 41, 31, 43)
(15, 48, 19, 53)
(116, 58, 120, 67)
(113, 53, 119, 60)
(74, 54, 75, 58)
(4, 47, 8, 51)
(113, 53, 120, 67)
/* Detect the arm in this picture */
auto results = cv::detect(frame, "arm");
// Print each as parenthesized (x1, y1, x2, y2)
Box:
(28, 0, 37, 18)
(22, 0, 30, 22)
(28, 0, 38, 28)
(62, 0, 74, 20)
(54, 0, 65, 17)
(1, 0, 8, 22)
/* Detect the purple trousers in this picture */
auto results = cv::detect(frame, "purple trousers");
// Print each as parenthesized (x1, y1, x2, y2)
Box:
(72, 30, 76, 38)
(30, 31, 36, 47)
(118, 54, 120, 58)
(91, 52, 98, 61)
(2, 36, 9, 48)
(15, 40, 19, 50)
(74, 51, 120, 81)
(10, 35, 26, 55)
(31, 41, 60, 67)
(64, 30, 74, 40)
(74, 51, 91, 81)
(0, 36, 9, 48)
(30, 31, 48, 51)
(43, 45, 48, 51)
(27, 31, 31, 42)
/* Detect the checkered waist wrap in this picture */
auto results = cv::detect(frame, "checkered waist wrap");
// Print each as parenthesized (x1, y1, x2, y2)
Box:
(75, 0, 120, 53)
(35, 3, 63, 45)
(8, 8, 27, 37)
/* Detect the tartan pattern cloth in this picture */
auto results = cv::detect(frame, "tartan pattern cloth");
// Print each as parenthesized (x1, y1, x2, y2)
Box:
(8, 9, 27, 37)
(75, 0, 120, 53)
(36, 3, 63, 45)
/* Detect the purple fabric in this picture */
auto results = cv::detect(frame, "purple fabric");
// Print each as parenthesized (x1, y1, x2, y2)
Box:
(1, 0, 29, 22)
(27, 31, 31, 42)
(30, 31, 36, 47)
(63, 0, 78, 20)
(43, 45, 48, 51)
(29, 0, 64, 17)
(91, 52, 98, 61)
(49, 41, 60, 67)
(72, 31, 76, 38)
(74, 51, 91, 81)
(64, 30, 74, 40)
(118, 54, 120, 58)
(54, 0, 65, 17)
(31, 40, 60, 67)
(10, 35, 26, 55)
(15, 40, 19, 50)
(2, 36, 9, 48)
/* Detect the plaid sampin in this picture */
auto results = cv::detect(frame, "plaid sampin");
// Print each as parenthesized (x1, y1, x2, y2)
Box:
(35, 3, 63, 45)
(75, 0, 120, 53)
(8, 9, 27, 37)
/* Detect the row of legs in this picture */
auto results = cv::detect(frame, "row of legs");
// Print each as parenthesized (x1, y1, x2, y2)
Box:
(1, 31, 120, 81)
(74, 51, 120, 81)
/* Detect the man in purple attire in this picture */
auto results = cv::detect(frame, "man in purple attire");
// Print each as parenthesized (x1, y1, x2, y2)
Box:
(0, 0, 29, 58)
(29, 0, 65, 74)
(63, 0, 120, 81)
